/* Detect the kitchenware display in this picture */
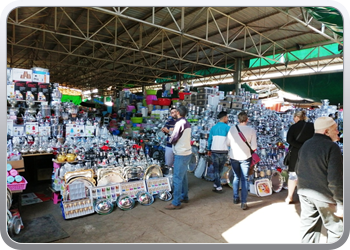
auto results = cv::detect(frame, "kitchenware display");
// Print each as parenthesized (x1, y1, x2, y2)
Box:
(7, 212, 22, 237)
(116, 193, 135, 211)
(61, 197, 94, 219)
(157, 190, 172, 201)
(119, 180, 147, 199)
(94, 198, 114, 215)
(91, 185, 120, 202)
(146, 177, 172, 195)
(270, 170, 283, 193)
(143, 164, 163, 180)
(136, 191, 154, 206)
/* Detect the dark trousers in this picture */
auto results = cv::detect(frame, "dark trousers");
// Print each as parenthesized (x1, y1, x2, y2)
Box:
(299, 195, 343, 243)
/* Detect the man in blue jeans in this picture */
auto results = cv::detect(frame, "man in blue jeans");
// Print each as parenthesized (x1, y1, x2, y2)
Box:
(227, 111, 257, 210)
(207, 111, 230, 193)
(164, 105, 192, 210)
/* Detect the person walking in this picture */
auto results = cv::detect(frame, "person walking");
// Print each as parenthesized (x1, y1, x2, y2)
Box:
(207, 111, 230, 193)
(226, 111, 257, 210)
(164, 105, 192, 210)
(285, 110, 314, 204)
(161, 107, 177, 168)
(296, 116, 343, 243)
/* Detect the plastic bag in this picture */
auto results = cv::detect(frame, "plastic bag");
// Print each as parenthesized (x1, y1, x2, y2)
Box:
(194, 156, 207, 179)
(203, 160, 215, 181)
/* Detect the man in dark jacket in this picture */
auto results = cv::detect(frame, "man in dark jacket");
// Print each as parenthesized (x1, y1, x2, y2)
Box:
(296, 116, 343, 243)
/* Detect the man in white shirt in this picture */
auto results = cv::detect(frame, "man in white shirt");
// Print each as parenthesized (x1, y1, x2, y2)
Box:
(227, 111, 257, 210)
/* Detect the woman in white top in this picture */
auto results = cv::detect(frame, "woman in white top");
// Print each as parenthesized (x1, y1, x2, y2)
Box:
(227, 111, 257, 210)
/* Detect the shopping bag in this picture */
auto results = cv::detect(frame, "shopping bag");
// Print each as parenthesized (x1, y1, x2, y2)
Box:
(203, 160, 215, 181)
(194, 156, 207, 179)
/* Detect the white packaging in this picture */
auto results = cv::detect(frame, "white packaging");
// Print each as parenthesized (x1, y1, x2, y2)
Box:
(208, 94, 220, 106)
(11, 68, 32, 81)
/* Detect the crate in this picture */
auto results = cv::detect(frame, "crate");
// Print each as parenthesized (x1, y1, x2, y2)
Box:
(231, 102, 243, 109)
(197, 87, 214, 94)
(219, 101, 231, 109)
(7, 177, 28, 191)
(197, 93, 210, 100)
(196, 99, 209, 106)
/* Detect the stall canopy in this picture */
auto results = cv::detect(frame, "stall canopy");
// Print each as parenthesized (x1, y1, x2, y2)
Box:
(271, 72, 343, 105)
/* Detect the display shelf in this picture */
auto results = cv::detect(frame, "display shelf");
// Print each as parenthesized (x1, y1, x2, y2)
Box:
(22, 153, 53, 157)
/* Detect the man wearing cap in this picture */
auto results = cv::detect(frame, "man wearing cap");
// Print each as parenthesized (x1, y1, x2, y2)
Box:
(207, 111, 230, 193)
(296, 116, 343, 243)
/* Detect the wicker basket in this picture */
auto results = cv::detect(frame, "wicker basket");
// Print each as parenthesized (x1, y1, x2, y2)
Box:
(7, 178, 28, 191)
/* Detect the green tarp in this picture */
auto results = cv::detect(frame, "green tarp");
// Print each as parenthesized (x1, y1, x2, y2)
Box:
(271, 72, 343, 105)
(61, 94, 82, 105)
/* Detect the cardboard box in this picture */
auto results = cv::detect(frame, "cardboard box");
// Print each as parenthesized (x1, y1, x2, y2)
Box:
(197, 93, 210, 100)
(12, 68, 32, 81)
(37, 83, 51, 102)
(219, 101, 231, 109)
(231, 102, 243, 109)
(196, 99, 209, 106)
(197, 87, 214, 94)
(26, 82, 39, 100)
(7, 84, 15, 99)
(8, 159, 25, 173)
(184, 95, 192, 101)
(32, 71, 50, 83)
(14, 81, 27, 100)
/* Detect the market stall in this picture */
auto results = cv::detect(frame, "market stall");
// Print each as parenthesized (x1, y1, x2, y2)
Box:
(6, 68, 343, 228)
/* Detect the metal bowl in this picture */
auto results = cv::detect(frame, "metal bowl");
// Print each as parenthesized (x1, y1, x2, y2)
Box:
(136, 191, 154, 206)
(116, 194, 135, 211)
(94, 199, 114, 215)
(157, 190, 172, 201)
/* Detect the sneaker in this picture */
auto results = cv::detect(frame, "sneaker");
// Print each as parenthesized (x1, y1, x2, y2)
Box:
(213, 184, 218, 188)
(180, 199, 189, 203)
(241, 203, 248, 210)
(212, 188, 223, 193)
(164, 203, 182, 210)
(233, 198, 240, 204)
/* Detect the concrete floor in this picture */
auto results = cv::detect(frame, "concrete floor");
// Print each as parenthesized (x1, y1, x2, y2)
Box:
(7, 172, 328, 244)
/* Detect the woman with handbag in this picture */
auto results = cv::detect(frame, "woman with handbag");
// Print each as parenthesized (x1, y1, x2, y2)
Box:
(285, 110, 314, 204)
(227, 111, 257, 210)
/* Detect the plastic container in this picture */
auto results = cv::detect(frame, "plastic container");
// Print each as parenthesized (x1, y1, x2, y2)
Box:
(146, 90, 157, 95)
(131, 117, 143, 124)
(158, 98, 171, 106)
(146, 95, 157, 101)
(172, 98, 180, 104)
(7, 177, 28, 191)
(179, 92, 191, 100)
(126, 105, 136, 112)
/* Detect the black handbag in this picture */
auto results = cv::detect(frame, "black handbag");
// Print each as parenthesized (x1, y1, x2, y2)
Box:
(283, 122, 307, 166)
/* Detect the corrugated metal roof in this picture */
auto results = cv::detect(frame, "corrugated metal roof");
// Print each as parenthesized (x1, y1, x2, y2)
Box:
(7, 6, 343, 91)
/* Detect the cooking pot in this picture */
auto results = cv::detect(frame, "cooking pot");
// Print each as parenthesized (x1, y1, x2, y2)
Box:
(66, 148, 77, 162)
(56, 152, 67, 162)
